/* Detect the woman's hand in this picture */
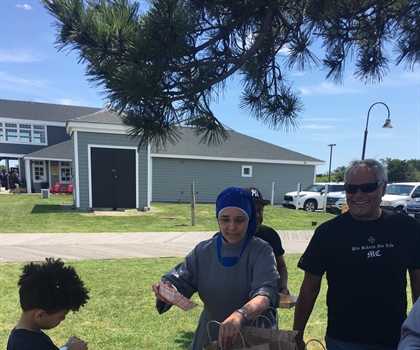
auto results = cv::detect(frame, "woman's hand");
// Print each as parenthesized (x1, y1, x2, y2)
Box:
(152, 281, 173, 303)
(218, 312, 243, 349)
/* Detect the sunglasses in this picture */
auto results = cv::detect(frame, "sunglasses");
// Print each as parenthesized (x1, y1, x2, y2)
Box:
(344, 181, 382, 194)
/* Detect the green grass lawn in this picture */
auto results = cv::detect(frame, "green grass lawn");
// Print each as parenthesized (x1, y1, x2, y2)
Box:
(0, 195, 415, 349)
(0, 194, 336, 349)
(0, 256, 330, 350)
(0, 193, 335, 233)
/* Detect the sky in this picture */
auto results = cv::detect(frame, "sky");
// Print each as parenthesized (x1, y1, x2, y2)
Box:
(1, 1, 419, 174)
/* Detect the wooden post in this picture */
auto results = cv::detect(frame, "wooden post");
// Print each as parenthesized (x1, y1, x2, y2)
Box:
(190, 181, 196, 226)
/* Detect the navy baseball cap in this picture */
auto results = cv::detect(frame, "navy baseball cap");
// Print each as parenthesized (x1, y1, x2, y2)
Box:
(242, 187, 270, 206)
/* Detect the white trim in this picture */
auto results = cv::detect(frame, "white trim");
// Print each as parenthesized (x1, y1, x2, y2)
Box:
(87, 144, 139, 209)
(151, 153, 323, 166)
(23, 156, 72, 162)
(147, 144, 152, 206)
(1, 122, 48, 145)
(59, 161, 72, 183)
(67, 122, 128, 135)
(0, 153, 25, 158)
(32, 160, 47, 183)
(0, 117, 65, 127)
(25, 159, 32, 193)
(241, 165, 253, 177)
(135, 150, 139, 208)
(74, 132, 80, 208)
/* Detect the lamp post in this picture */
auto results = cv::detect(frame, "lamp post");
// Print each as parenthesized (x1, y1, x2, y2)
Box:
(327, 144, 336, 182)
(361, 102, 393, 160)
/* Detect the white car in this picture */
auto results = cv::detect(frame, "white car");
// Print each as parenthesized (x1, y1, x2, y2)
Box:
(326, 191, 347, 214)
(380, 182, 420, 213)
(283, 183, 345, 212)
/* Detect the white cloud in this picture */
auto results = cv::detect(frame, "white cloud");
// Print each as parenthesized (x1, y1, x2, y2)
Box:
(304, 117, 349, 122)
(299, 82, 362, 96)
(55, 98, 85, 106)
(15, 4, 33, 10)
(0, 50, 42, 63)
(300, 124, 335, 130)
(0, 71, 50, 90)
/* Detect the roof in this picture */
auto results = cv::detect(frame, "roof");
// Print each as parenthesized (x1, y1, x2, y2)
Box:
(24, 140, 72, 161)
(68, 108, 322, 164)
(0, 99, 101, 123)
(69, 108, 124, 125)
(151, 127, 323, 163)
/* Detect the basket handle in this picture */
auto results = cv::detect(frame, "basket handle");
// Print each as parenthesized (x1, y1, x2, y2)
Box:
(304, 339, 326, 349)
(206, 320, 246, 349)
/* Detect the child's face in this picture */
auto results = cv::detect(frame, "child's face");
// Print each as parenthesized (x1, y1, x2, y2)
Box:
(39, 309, 69, 329)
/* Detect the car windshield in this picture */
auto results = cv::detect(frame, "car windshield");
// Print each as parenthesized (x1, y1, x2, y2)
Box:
(303, 184, 325, 192)
(385, 185, 414, 196)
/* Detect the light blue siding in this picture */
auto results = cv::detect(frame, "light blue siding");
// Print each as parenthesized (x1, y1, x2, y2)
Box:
(151, 158, 315, 204)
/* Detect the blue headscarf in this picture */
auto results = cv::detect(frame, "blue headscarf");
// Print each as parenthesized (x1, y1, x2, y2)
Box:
(215, 186, 257, 237)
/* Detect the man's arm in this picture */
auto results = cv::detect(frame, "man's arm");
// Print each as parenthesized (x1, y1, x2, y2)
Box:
(276, 255, 289, 294)
(408, 268, 420, 303)
(293, 272, 322, 350)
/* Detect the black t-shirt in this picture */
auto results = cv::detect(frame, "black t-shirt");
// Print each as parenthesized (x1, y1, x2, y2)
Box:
(213, 225, 285, 257)
(7, 328, 59, 350)
(298, 210, 420, 348)
(254, 225, 285, 257)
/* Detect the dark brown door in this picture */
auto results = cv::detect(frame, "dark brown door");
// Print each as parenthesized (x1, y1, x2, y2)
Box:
(91, 148, 136, 209)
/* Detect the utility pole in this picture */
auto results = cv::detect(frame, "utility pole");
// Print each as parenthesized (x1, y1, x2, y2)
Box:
(327, 144, 336, 182)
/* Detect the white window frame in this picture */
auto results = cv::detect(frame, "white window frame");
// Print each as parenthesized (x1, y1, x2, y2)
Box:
(32, 161, 47, 183)
(0, 123, 47, 145)
(241, 165, 253, 177)
(59, 162, 72, 183)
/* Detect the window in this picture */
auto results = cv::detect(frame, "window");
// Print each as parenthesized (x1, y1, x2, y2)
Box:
(33, 125, 46, 144)
(60, 162, 71, 182)
(0, 123, 47, 145)
(242, 165, 252, 177)
(33, 161, 46, 182)
(19, 124, 32, 143)
(5, 123, 18, 142)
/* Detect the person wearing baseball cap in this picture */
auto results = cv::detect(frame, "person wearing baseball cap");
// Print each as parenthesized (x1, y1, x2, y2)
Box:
(242, 187, 290, 296)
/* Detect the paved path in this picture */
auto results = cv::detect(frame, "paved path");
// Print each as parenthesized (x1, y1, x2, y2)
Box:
(0, 230, 314, 263)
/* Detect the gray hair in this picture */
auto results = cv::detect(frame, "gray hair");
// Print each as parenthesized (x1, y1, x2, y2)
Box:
(344, 159, 388, 183)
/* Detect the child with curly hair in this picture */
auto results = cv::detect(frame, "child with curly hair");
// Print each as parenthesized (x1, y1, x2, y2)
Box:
(7, 258, 90, 350)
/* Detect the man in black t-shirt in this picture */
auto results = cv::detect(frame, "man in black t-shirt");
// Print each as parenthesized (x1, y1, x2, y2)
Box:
(293, 159, 420, 350)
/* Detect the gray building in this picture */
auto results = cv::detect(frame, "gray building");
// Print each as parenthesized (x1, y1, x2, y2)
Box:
(0, 99, 100, 192)
(68, 109, 323, 210)
(1, 99, 324, 209)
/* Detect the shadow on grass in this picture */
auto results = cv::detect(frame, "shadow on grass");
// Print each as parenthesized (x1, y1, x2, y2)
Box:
(174, 331, 194, 348)
(31, 204, 68, 214)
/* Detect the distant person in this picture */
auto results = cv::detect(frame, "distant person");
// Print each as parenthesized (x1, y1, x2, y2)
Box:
(13, 173, 22, 194)
(293, 159, 420, 350)
(153, 186, 279, 350)
(1, 169, 8, 189)
(8, 171, 14, 191)
(7, 258, 90, 350)
(398, 297, 420, 350)
(214, 186, 289, 296)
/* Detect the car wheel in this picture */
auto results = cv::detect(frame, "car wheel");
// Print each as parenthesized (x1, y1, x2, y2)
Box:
(393, 206, 404, 214)
(304, 200, 317, 212)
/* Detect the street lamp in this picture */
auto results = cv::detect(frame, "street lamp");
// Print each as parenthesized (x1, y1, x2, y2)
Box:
(327, 144, 336, 182)
(361, 102, 393, 160)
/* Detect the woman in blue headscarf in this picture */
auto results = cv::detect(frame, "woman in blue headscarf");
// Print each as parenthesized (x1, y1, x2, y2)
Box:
(152, 187, 279, 349)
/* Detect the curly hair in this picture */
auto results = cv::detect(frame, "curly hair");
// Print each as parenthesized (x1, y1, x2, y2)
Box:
(18, 258, 89, 314)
